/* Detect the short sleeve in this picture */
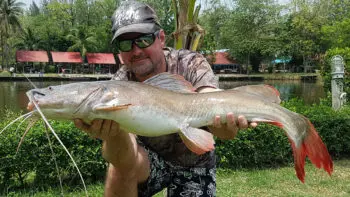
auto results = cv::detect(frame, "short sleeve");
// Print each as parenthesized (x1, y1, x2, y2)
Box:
(184, 53, 219, 90)
(166, 48, 219, 90)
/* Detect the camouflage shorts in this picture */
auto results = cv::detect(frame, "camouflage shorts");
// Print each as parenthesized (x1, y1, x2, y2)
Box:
(138, 147, 216, 197)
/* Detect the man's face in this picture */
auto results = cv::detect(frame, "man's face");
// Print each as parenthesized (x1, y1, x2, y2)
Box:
(117, 30, 166, 81)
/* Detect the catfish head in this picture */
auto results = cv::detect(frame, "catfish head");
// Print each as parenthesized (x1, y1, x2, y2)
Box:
(26, 82, 105, 120)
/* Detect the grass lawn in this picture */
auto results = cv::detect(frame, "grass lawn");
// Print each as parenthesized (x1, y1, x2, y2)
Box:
(6, 159, 349, 197)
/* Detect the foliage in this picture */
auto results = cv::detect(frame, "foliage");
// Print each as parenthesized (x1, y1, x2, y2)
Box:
(171, 0, 203, 51)
(0, 0, 24, 68)
(286, 0, 329, 70)
(322, 48, 350, 101)
(1, 0, 350, 75)
(65, 26, 98, 58)
(0, 70, 11, 76)
(198, 3, 231, 52)
(13, 27, 45, 50)
(0, 99, 349, 193)
(216, 0, 285, 72)
(0, 111, 106, 192)
(215, 98, 350, 169)
(142, 0, 175, 41)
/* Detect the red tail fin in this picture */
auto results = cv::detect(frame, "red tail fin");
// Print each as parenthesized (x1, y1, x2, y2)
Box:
(304, 120, 333, 175)
(289, 119, 333, 183)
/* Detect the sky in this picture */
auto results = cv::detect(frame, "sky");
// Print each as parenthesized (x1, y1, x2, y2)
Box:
(19, 0, 35, 8)
(19, 0, 39, 9)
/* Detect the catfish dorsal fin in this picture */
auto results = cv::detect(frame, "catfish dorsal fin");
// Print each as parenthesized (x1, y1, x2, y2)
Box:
(232, 84, 281, 104)
(143, 72, 195, 93)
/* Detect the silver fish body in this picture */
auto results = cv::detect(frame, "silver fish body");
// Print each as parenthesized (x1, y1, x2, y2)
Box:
(26, 73, 333, 182)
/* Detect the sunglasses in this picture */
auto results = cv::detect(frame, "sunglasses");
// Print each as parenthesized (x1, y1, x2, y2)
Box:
(116, 31, 160, 52)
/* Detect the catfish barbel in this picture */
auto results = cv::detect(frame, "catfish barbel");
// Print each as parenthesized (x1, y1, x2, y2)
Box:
(26, 73, 333, 183)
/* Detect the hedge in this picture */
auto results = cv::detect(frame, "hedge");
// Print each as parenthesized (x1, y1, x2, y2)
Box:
(0, 110, 106, 192)
(215, 98, 350, 169)
(0, 100, 349, 192)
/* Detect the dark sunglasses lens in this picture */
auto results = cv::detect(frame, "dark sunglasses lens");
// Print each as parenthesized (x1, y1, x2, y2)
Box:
(118, 40, 133, 52)
(135, 34, 155, 48)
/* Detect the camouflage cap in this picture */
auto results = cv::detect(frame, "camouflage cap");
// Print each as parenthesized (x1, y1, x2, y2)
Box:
(111, 1, 161, 42)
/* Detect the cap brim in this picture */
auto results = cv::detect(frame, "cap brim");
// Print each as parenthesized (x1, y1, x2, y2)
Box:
(111, 23, 158, 43)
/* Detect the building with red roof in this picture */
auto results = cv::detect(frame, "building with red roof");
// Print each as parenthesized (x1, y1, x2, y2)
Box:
(206, 51, 240, 74)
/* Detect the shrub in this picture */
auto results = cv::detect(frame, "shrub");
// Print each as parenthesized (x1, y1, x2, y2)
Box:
(215, 98, 350, 169)
(0, 71, 11, 77)
(0, 110, 106, 192)
(1, 99, 349, 192)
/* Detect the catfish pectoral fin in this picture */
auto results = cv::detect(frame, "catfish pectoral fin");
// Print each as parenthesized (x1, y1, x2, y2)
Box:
(179, 125, 215, 155)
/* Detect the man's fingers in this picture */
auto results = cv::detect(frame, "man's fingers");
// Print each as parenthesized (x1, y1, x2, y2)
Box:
(213, 115, 222, 128)
(74, 119, 90, 131)
(90, 119, 103, 132)
(250, 122, 258, 128)
(226, 112, 238, 138)
(74, 119, 83, 129)
(101, 120, 112, 134)
(110, 121, 120, 136)
(237, 115, 248, 129)
(226, 113, 236, 130)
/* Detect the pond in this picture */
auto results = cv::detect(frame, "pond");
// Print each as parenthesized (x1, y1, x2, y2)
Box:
(0, 80, 325, 118)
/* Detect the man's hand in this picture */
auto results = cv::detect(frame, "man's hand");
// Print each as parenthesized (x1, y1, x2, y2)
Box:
(208, 113, 257, 140)
(74, 119, 120, 140)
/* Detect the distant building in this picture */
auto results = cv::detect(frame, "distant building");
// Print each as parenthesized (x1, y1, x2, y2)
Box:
(206, 51, 240, 74)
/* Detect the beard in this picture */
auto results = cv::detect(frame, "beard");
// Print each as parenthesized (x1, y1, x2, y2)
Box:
(130, 62, 156, 77)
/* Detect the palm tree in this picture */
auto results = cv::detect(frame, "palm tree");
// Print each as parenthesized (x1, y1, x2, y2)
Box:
(172, 0, 203, 51)
(0, 0, 24, 68)
(14, 28, 45, 50)
(65, 26, 98, 59)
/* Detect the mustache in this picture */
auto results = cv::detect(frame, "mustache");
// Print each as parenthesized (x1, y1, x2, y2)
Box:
(130, 54, 148, 62)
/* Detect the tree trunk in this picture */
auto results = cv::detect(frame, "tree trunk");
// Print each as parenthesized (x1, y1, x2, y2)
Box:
(303, 55, 307, 73)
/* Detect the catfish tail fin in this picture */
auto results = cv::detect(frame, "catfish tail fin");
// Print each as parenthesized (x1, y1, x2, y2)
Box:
(288, 117, 333, 183)
(303, 119, 333, 175)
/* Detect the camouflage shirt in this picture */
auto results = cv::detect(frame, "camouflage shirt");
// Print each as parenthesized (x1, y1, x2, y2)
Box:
(112, 47, 219, 168)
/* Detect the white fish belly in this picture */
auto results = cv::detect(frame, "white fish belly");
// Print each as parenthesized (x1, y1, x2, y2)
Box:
(111, 108, 180, 137)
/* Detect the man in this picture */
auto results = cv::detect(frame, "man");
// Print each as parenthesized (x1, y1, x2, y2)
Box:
(74, 1, 255, 196)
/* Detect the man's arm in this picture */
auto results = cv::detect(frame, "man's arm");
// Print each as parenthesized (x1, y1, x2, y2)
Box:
(74, 119, 150, 197)
(197, 87, 257, 140)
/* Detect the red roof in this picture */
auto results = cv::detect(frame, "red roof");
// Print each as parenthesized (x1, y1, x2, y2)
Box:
(212, 52, 237, 65)
(86, 53, 116, 64)
(16, 50, 49, 62)
(51, 52, 82, 63)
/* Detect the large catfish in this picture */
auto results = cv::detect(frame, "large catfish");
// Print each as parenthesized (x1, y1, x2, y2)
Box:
(26, 73, 333, 182)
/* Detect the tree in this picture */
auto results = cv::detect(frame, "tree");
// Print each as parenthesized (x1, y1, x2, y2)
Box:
(14, 27, 45, 50)
(65, 26, 98, 58)
(219, 0, 284, 73)
(0, 0, 24, 68)
(29, 1, 40, 16)
(287, 0, 330, 72)
(198, 3, 231, 52)
(172, 0, 203, 51)
(321, 0, 350, 49)
(142, 0, 175, 43)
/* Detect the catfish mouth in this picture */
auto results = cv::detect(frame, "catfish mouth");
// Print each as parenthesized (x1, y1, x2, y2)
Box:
(27, 90, 45, 111)
(26, 90, 61, 112)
